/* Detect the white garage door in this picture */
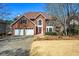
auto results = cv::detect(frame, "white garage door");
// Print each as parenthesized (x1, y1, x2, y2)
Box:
(25, 29, 34, 35)
(15, 29, 24, 35)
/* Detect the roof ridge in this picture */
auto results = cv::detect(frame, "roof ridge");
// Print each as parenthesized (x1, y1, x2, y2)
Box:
(24, 12, 47, 14)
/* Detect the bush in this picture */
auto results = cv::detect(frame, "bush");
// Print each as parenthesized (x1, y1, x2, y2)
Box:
(0, 33, 6, 36)
(45, 32, 57, 35)
(67, 25, 79, 35)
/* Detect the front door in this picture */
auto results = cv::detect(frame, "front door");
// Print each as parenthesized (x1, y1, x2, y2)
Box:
(37, 27, 42, 34)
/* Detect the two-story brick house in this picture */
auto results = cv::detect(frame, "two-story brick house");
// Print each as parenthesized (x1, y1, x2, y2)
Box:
(11, 12, 63, 36)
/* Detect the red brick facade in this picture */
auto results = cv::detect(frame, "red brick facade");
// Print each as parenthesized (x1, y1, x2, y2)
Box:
(11, 12, 52, 35)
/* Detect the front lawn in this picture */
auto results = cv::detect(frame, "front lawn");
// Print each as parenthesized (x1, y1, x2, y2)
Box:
(30, 36, 79, 56)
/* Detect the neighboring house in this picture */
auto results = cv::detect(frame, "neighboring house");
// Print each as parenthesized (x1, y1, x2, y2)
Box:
(66, 14, 79, 35)
(11, 12, 63, 36)
(69, 16, 79, 25)
(0, 20, 6, 35)
(66, 13, 79, 26)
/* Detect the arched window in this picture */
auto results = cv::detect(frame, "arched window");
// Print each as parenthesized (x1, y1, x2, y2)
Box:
(38, 20, 42, 25)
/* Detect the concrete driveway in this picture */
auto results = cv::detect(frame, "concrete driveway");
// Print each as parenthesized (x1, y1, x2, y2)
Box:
(0, 36, 33, 56)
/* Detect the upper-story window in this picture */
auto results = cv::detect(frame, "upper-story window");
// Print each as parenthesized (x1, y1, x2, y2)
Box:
(20, 19, 27, 24)
(37, 19, 42, 25)
(22, 20, 27, 24)
(20, 17, 28, 24)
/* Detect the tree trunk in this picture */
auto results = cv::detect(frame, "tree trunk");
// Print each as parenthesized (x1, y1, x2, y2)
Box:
(64, 18, 67, 35)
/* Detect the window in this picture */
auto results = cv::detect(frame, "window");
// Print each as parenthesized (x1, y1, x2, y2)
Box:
(22, 20, 27, 24)
(38, 20, 42, 25)
(49, 28, 52, 32)
(19, 17, 28, 24)
(20, 19, 27, 24)
(46, 27, 53, 32)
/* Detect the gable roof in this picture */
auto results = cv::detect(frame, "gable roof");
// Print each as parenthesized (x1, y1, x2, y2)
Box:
(10, 15, 36, 27)
(11, 12, 54, 27)
(24, 12, 52, 19)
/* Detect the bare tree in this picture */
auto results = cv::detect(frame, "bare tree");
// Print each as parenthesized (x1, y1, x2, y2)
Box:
(46, 3, 79, 35)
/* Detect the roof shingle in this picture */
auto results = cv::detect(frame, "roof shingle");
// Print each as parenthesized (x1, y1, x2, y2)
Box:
(24, 12, 53, 19)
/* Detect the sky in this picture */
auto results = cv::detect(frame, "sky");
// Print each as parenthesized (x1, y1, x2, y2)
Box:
(2, 3, 79, 20)
(5, 3, 46, 20)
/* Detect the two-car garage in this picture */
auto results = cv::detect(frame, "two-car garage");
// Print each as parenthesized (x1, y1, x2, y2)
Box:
(14, 28, 34, 36)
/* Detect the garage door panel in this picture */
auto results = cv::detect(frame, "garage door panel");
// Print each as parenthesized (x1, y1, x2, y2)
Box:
(15, 29, 24, 35)
(25, 29, 34, 35)
(15, 29, 19, 35)
(15, 29, 34, 35)
(19, 29, 24, 35)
